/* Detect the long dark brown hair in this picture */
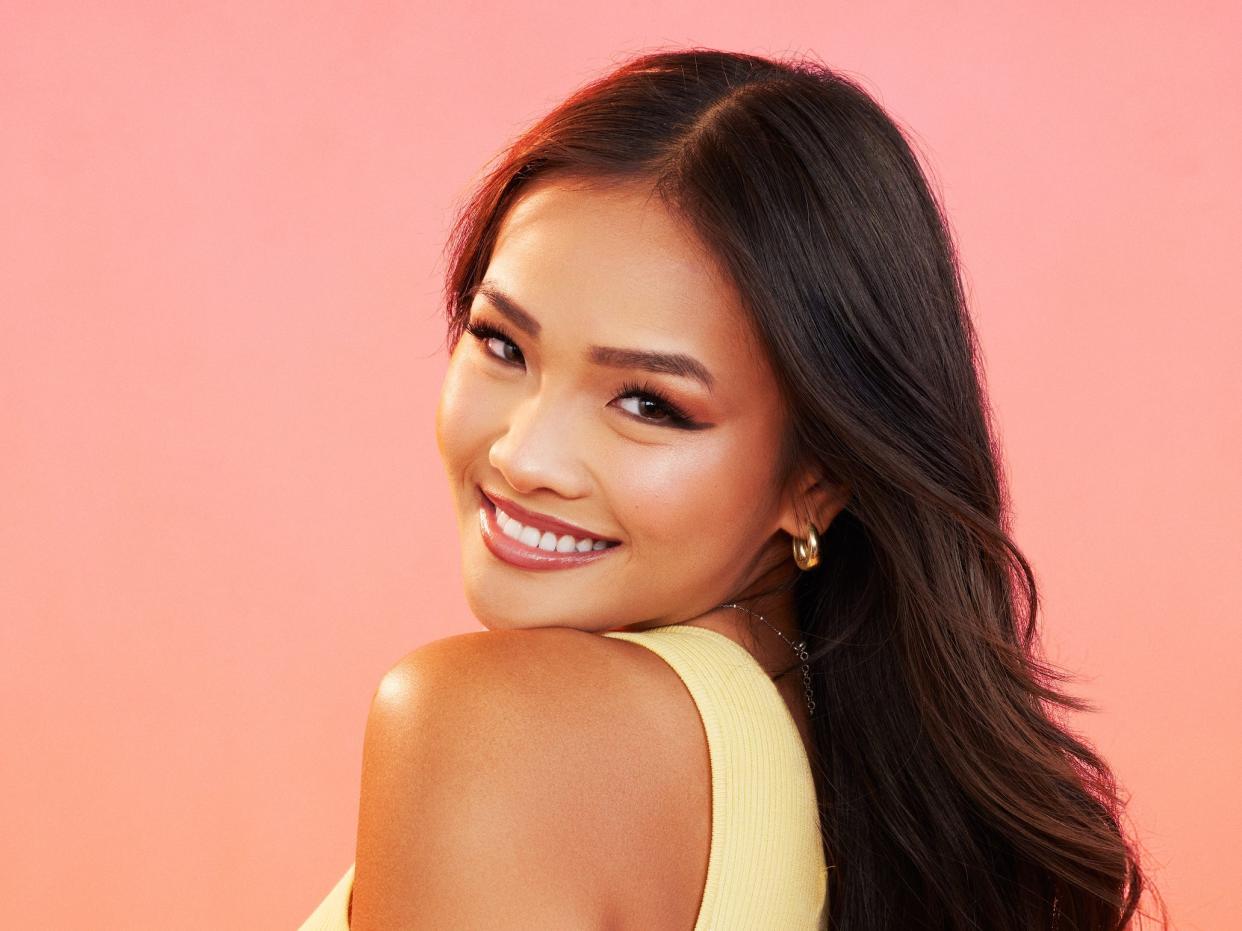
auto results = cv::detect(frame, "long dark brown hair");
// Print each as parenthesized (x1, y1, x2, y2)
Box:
(437, 47, 1168, 930)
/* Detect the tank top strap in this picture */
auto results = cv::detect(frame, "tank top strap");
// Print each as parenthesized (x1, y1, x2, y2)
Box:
(602, 624, 828, 930)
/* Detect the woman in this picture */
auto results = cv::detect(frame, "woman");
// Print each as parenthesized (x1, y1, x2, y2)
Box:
(299, 48, 1165, 930)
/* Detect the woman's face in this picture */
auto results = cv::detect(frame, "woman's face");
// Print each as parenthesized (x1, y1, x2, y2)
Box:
(436, 175, 810, 632)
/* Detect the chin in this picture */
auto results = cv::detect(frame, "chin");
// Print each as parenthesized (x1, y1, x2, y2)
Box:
(460, 585, 602, 634)
(460, 585, 546, 632)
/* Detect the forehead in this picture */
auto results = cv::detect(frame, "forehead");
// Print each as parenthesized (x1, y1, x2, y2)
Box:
(480, 176, 765, 375)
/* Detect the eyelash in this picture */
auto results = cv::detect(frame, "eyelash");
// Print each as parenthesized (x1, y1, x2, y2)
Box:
(462, 320, 699, 429)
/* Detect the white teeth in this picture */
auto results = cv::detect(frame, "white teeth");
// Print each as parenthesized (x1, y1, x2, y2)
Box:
(492, 504, 612, 554)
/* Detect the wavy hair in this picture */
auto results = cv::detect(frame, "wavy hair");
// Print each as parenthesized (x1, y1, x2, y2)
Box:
(437, 47, 1168, 930)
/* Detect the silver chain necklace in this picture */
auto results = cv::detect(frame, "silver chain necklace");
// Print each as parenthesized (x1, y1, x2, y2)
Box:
(717, 602, 816, 719)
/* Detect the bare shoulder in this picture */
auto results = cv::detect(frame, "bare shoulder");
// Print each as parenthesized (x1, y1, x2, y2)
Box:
(350, 627, 710, 931)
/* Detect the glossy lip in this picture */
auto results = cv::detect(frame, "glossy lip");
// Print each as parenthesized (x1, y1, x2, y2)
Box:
(480, 487, 621, 543)
(477, 488, 622, 571)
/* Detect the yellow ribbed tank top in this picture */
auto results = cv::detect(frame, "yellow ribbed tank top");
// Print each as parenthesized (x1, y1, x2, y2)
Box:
(297, 624, 829, 930)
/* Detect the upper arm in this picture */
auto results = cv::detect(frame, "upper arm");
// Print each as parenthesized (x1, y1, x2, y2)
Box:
(349, 627, 637, 931)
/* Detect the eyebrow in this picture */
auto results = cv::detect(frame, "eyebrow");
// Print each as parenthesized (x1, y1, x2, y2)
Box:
(467, 281, 717, 391)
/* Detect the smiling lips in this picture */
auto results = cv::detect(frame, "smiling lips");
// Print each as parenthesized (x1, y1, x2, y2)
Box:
(482, 488, 619, 542)
(477, 487, 621, 570)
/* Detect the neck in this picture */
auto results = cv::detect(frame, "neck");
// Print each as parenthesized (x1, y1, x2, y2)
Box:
(702, 576, 804, 681)
(618, 557, 805, 681)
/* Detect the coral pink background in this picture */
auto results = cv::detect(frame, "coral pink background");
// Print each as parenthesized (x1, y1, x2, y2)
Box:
(2, 4, 1237, 928)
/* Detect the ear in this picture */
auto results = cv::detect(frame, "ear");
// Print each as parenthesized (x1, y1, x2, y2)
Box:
(776, 462, 851, 542)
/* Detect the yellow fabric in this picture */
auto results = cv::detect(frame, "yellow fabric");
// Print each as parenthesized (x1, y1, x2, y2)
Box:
(297, 862, 353, 931)
(296, 623, 828, 930)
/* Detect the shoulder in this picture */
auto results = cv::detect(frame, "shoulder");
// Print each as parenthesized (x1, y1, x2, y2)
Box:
(370, 625, 630, 711)
(350, 627, 708, 931)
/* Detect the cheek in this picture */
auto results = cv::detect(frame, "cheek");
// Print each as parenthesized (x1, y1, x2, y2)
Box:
(435, 354, 499, 471)
(608, 435, 772, 551)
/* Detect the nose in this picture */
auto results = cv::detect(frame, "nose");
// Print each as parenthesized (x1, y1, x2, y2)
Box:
(488, 391, 590, 498)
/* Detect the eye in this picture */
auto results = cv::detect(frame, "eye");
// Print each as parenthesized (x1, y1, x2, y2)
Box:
(464, 319, 704, 431)
(464, 320, 524, 366)
(613, 379, 697, 429)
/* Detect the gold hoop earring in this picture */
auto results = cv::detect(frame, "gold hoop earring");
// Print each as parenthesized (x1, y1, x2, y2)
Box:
(792, 523, 821, 570)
